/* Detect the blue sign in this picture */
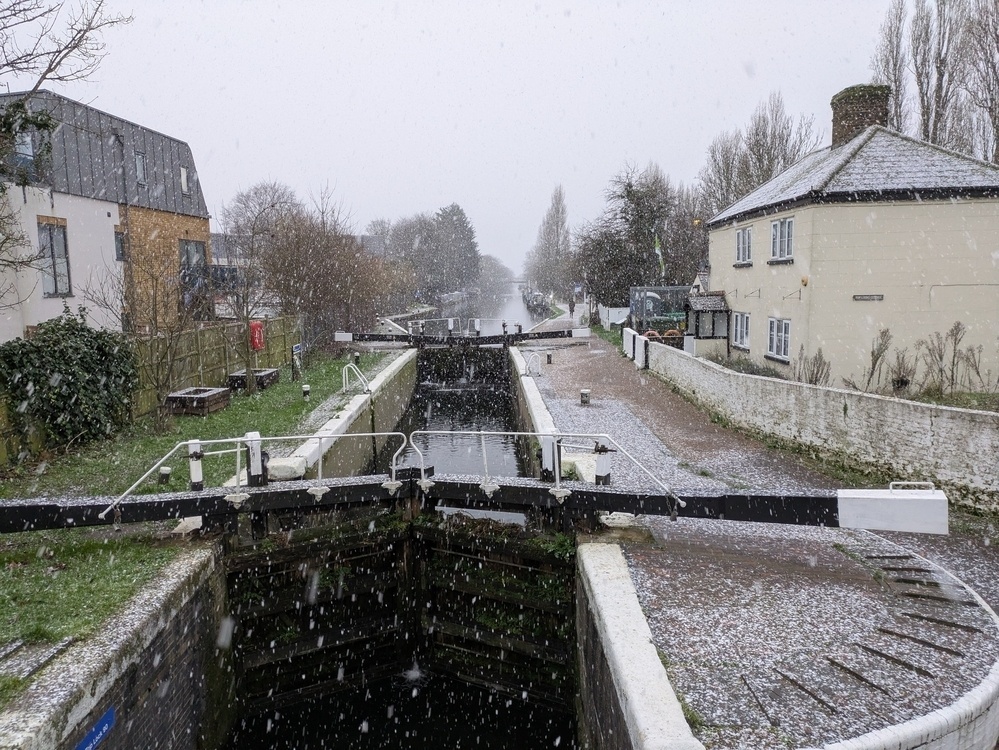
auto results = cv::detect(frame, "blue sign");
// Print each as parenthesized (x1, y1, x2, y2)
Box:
(75, 706, 115, 750)
(292, 343, 302, 355)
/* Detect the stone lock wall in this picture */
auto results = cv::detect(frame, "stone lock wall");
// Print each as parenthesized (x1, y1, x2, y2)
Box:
(0, 547, 233, 750)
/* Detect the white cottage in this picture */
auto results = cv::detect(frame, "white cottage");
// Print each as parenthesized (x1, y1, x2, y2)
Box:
(705, 84, 999, 390)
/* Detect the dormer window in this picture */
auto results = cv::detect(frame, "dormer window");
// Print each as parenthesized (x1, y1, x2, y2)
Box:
(135, 151, 147, 184)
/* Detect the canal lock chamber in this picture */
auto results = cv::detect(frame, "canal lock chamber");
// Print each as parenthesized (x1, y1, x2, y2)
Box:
(221, 346, 579, 748)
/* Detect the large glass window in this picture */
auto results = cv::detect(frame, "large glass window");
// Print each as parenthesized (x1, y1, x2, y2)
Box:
(38, 220, 71, 296)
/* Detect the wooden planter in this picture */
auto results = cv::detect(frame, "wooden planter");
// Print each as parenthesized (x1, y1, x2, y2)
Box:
(165, 386, 231, 416)
(227, 368, 280, 391)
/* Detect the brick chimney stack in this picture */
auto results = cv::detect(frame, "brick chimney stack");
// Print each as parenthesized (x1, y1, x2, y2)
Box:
(830, 84, 891, 148)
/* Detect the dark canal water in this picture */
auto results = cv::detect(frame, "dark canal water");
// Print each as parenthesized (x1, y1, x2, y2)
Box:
(223, 286, 576, 749)
(226, 672, 575, 749)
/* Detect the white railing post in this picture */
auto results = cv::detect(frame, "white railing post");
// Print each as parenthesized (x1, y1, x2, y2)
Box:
(245, 431, 265, 487)
(188, 440, 204, 491)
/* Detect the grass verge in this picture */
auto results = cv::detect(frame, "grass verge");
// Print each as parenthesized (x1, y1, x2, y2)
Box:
(0, 525, 184, 708)
(591, 324, 623, 350)
(0, 352, 386, 499)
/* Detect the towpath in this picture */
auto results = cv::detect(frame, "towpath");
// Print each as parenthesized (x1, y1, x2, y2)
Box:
(524, 311, 999, 749)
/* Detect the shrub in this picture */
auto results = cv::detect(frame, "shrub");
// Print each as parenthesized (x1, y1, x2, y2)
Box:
(0, 308, 136, 452)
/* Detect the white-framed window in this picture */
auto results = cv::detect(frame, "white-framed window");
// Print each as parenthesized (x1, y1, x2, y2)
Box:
(732, 312, 750, 349)
(14, 130, 33, 159)
(770, 217, 793, 260)
(38, 220, 71, 296)
(767, 317, 791, 360)
(735, 227, 752, 263)
(135, 151, 147, 184)
(180, 166, 189, 194)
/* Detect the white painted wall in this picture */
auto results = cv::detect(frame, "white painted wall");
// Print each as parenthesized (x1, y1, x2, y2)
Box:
(641, 340, 999, 508)
(1, 185, 121, 342)
(708, 199, 999, 387)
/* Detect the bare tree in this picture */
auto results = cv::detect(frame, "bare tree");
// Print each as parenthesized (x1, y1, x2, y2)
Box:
(697, 92, 818, 218)
(0, 1, 130, 308)
(264, 187, 393, 353)
(525, 185, 571, 296)
(81, 249, 197, 432)
(738, 91, 819, 189)
(697, 129, 743, 217)
(963, 0, 999, 161)
(910, 0, 968, 148)
(871, 0, 911, 132)
(218, 181, 300, 393)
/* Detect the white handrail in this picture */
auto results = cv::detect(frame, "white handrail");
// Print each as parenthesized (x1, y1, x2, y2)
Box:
(406, 429, 685, 511)
(97, 430, 408, 520)
(341, 363, 370, 393)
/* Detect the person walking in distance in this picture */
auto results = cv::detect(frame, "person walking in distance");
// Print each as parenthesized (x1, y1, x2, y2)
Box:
(568, 299, 575, 321)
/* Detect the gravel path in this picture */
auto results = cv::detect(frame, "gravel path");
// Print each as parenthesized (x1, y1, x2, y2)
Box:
(523, 314, 999, 749)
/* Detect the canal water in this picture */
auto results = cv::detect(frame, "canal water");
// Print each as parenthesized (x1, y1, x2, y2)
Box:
(223, 284, 576, 749)
(226, 672, 575, 749)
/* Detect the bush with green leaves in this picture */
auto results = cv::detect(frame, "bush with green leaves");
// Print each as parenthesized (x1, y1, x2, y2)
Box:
(0, 309, 136, 451)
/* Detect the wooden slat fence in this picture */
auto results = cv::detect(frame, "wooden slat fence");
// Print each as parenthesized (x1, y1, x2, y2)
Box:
(0, 317, 300, 465)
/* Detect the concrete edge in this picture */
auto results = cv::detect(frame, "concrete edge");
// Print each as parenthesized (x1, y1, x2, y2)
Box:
(0, 545, 218, 750)
(288, 348, 418, 470)
(509, 347, 557, 435)
(578, 543, 705, 750)
(815, 536, 999, 750)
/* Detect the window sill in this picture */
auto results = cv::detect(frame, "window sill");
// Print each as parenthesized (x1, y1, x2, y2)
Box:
(732, 344, 750, 352)
(43, 292, 74, 298)
(767, 257, 794, 265)
(732, 261, 753, 268)
(764, 353, 790, 364)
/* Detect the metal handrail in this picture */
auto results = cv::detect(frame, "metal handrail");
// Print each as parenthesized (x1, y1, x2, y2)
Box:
(406, 429, 685, 511)
(523, 352, 542, 376)
(341, 363, 370, 393)
(97, 430, 408, 520)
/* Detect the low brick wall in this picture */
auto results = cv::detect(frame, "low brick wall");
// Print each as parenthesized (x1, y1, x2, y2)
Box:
(0, 546, 232, 750)
(638, 338, 999, 508)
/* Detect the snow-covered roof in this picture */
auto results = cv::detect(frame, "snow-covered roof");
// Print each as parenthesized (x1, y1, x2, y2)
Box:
(709, 126, 999, 226)
(686, 293, 728, 312)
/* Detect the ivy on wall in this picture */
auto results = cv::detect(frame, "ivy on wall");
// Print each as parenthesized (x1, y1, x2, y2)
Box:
(0, 309, 137, 451)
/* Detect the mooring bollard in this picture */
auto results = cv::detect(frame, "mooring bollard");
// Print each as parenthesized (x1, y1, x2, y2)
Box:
(580, 389, 591, 405)
(302, 384, 311, 401)
(546, 353, 552, 365)
(158, 466, 172, 485)
(188, 440, 203, 492)
(353, 352, 361, 366)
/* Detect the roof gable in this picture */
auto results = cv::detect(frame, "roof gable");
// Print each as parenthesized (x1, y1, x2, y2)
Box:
(709, 126, 999, 226)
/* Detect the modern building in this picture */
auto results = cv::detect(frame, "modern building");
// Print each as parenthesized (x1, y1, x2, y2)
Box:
(705, 84, 999, 390)
(0, 90, 211, 341)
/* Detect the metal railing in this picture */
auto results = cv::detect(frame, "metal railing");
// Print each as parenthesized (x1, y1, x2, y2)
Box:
(406, 429, 685, 511)
(97, 430, 408, 521)
(341, 363, 370, 393)
(98, 426, 685, 523)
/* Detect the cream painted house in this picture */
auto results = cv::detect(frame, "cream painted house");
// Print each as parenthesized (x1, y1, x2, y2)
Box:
(705, 85, 999, 391)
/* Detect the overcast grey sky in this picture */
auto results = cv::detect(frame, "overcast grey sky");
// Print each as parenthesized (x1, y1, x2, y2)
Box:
(44, 0, 889, 273)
